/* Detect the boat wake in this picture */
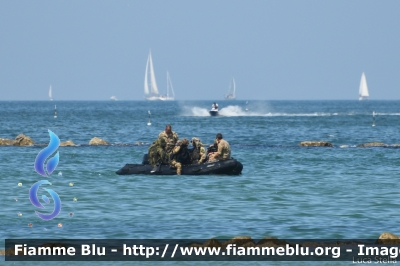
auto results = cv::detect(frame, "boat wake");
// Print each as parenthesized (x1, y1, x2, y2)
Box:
(181, 105, 400, 117)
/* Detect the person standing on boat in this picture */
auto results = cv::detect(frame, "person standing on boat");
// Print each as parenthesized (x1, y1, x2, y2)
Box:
(190, 137, 206, 164)
(211, 102, 218, 110)
(170, 138, 190, 175)
(208, 133, 231, 162)
(158, 124, 179, 155)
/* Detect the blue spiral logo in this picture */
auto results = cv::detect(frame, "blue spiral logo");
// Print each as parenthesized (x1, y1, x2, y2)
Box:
(30, 130, 62, 221)
(34, 130, 60, 177)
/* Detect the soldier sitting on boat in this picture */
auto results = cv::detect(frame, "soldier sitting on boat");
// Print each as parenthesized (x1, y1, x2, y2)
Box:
(208, 133, 231, 162)
(170, 138, 191, 175)
(190, 137, 206, 164)
(148, 138, 169, 171)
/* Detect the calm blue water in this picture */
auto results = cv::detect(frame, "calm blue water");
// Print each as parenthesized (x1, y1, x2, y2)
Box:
(1, 100, 399, 265)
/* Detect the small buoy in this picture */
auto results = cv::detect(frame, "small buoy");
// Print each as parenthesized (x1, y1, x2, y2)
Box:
(18, 212, 22, 217)
(58, 171, 62, 176)
(73, 197, 78, 202)
(69, 182, 74, 187)
(18, 183, 22, 187)
(28, 223, 33, 227)
(58, 223, 63, 227)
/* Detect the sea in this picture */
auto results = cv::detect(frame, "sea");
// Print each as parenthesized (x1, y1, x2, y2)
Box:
(1, 100, 399, 266)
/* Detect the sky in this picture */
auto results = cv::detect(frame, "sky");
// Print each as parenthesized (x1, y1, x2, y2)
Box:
(0, 0, 399, 100)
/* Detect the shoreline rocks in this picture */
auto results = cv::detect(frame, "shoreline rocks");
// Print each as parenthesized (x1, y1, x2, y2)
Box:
(89, 137, 110, 146)
(0, 138, 15, 146)
(60, 140, 76, 147)
(300, 141, 333, 147)
(357, 142, 387, 148)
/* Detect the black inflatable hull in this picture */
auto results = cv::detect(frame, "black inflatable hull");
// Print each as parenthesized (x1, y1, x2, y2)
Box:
(116, 159, 243, 175)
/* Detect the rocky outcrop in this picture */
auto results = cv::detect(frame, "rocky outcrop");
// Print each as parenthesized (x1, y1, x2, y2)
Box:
(376, 232, 400, 244)
(300, 141, 333, 147)
(357, 142, 387, 148)
(0, 138, 15, 146)
(14, 134, 34, 146)
(256, 236, 289, 247)
(89, 137, 109, 146)
(60, 140, 76, 146)
(221, 236, 255, 248)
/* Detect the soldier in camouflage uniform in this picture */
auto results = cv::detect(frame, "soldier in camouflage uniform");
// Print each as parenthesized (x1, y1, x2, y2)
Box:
(158, 124, 179, 155)
(191, 137, 206, 164)
(170, 138, 190, 175)
(147, 137, 168, 167)
(208, 133, 231, 162)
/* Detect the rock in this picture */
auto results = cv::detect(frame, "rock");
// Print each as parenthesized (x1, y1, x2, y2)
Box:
(221, 236, 254, 248)
(202, 238, 222, 248)
(300, 141, 333, 147)
(89, 137, 109, 146)
(0, 138, 16, 146)
(357, 142, 387, 148)
(134, 142, 145, 146)
(14, 134, 34, 146)
(376, 232, 400, 245)
(60, 140, 76, 146)
(256, 237, 289, 247)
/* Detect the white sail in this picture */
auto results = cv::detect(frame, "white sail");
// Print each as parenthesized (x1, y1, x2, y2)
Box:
(166, 71, 175, 100)
(359, 72, 369, 100)
(49, 85, 53, 101)
(144, 57, 150, 95)
(224, 77, 236, 100)
(148, 52, 159, 95)
(144, 51, 161, 100)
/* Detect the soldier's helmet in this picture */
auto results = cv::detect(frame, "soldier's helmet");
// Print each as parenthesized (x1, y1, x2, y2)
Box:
(191, 137, 200, 147)
(181, 138, 189, 146)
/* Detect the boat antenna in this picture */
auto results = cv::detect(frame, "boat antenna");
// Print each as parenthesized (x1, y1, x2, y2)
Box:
(147, 110, 151, 126)
(54, 105, 57, 119)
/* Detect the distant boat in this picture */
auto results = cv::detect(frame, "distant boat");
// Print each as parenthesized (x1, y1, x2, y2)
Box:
(110, 96, 118, 101)
(209, 102, 219, 116)
(359, 72, 369, 100)
(159, 71, 175, 101)
(49, 85, 53, 101)
(144, 51, 161, 101)
(224, 77, 236, 100)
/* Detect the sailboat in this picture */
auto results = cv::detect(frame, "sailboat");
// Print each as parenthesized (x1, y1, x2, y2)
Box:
(160, 71, 175, 101)
(359, 72, 369, 100)
(49, 85, 53, 101)
(144, 51, 161, 101)
(224, 77, 236, 100)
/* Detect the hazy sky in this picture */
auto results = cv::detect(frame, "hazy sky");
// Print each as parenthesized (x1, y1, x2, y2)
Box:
(1, 1, 399, 100)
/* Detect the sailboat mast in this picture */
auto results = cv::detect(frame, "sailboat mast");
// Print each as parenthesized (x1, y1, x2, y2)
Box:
(167, 71, 169, 98)
(233, 77, 236, 97)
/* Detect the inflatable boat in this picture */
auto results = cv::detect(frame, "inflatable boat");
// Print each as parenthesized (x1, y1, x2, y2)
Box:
(116, 154, 243, 175)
